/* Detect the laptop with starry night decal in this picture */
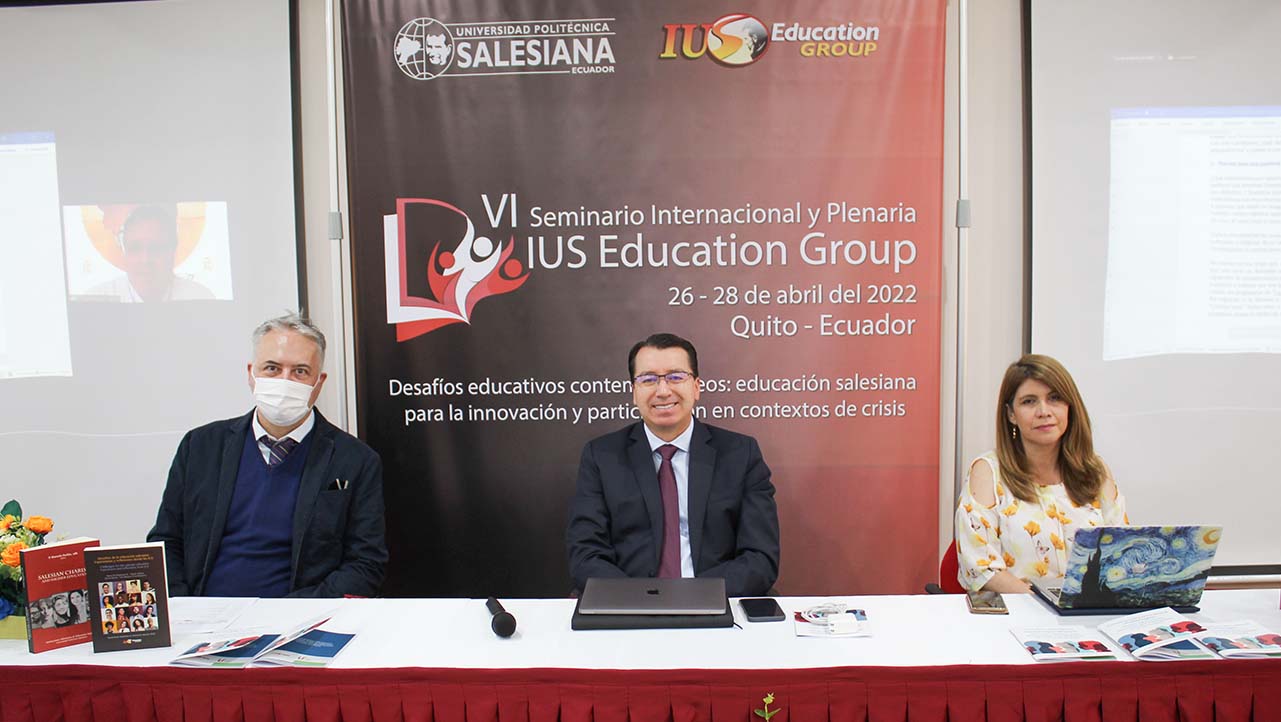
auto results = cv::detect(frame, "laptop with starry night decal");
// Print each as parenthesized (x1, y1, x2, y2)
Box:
(1031, 525, 1222, 616)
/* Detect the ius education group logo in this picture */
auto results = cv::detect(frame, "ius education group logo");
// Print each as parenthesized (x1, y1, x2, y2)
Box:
(384, 198, 529, 341)
(660, 13, 770, 66)
(394, 15, 616, 80)
(660, 13, 881, 66)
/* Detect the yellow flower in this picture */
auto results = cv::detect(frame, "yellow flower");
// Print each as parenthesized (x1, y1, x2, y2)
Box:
(1050, 533, 1065, 550)
(963, 503, 973, 513)
(1090, 500, 1101, 509)
(25, 515, 53, 535)
(0, 514, 14, 532)
(972, 533, 988, 546)
(1003, 552, 1016, 568)
(1034, 558, 1049, 576)
(2, 541, 27, 567)
(995, 484, 1005, 496)
(977, 557, 991, 567)
(1001, 503, 1019, 517)
(980, 518, 991, 529)
(1023, 520, 1041, 536)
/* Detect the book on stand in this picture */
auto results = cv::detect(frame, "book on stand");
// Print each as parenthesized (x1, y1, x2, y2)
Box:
(18, 537, 99, 653)
(84, 542, 170, 652)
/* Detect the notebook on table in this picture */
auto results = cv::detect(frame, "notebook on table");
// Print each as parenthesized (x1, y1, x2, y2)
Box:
(1031, 525, 1222, 616)
(571, 577, 732, 630)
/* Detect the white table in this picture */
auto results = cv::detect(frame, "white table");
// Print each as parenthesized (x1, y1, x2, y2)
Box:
(5, 590, 1281, 722)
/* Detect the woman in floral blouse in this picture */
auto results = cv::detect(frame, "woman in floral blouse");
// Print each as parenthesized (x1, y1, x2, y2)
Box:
(955, 354, 1128, 593)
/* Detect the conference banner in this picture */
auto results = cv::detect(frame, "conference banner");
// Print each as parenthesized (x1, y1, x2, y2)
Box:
(342, 1, 946, 597)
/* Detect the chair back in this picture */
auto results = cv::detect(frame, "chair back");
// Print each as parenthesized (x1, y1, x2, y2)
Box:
(938, 540, 965, 594)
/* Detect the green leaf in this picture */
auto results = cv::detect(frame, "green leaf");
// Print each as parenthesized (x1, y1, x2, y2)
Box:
(754, 710, 767, 719)
(0, 500, 20, 519)
(764, 711, 779, 720)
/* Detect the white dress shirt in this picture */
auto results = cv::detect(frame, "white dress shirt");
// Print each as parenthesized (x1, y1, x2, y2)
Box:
(251, 409, 315, 465)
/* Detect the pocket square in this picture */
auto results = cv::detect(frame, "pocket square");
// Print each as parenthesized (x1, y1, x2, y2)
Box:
(327, 478, 350, 491)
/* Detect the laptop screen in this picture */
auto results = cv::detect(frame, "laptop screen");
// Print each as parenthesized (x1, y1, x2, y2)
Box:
(1059, 525, 1222, 608)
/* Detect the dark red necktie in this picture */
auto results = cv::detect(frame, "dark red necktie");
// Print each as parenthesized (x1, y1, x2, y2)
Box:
(656, 444, 681, 578)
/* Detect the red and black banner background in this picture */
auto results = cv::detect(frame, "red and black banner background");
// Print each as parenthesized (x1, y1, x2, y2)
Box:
(342, 1, 946, 597)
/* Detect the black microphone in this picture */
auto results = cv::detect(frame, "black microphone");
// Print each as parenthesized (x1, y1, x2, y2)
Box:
(486, 597, 517, 638)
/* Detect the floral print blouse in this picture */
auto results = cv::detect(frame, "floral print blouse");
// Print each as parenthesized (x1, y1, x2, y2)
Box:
(955, 451, 1128, 591)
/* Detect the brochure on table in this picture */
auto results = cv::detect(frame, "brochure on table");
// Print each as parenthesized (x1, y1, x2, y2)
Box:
(1097, 607, 1214, 661)
(1011, 626, 1119, 661)
(171, 615, 352, 668)
(793, 607, 869, 638)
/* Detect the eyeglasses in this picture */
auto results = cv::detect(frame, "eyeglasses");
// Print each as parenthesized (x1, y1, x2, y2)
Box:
(633, 371, 693, 387)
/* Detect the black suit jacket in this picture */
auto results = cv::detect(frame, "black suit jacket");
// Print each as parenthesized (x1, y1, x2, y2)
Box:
(566, 420, 780, 596)
(147, 410, 387, 598)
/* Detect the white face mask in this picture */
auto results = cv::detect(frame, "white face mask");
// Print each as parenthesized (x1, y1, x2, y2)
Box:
(252, 376, 314, 427)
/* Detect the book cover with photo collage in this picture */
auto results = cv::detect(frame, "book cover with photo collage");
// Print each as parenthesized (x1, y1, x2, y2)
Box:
(19, 537, 99, 653)
(84, 542, 170, 652)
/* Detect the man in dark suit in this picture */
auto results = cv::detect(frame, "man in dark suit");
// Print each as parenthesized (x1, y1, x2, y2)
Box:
(566, 333, 780, 597)
(148, 313, 386, 598)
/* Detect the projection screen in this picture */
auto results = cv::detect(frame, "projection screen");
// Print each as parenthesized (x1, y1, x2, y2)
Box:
(0, 0, 301, 546)
(1030, 0, 1281, 568)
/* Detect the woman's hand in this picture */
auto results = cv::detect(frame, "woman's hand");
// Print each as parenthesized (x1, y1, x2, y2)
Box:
(981, 570, 1033, 594)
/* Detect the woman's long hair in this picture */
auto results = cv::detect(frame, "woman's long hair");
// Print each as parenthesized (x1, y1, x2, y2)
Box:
(994, 354, 1106, 506)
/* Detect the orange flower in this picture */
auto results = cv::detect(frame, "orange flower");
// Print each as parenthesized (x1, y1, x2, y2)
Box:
(1003, 552, 1016, 568)
(1034, 558, 1049, 576)
(2, 541, 27, 567)
(1050, 533, 1065, 550)
(0, 514, 14, 532)
(1023, 520, 1041, 537)
(980, 518, 991, 529)
(972, 533, 988, 546)
(963, 503, 973, 513)
(976, 557, 991, 567)
(1001, 503, 1019, 517)
(25, 515, 53, 535)
(1090, 500, 1102, 509)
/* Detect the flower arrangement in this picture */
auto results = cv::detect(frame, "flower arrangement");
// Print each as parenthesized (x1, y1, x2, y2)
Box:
(0, 499, 55, 620)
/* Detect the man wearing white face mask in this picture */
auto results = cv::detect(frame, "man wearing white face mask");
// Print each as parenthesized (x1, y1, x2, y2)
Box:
(147, 313, 387, 598)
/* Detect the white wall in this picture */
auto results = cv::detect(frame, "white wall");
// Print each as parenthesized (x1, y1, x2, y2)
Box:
(948, 0, 1027, 528)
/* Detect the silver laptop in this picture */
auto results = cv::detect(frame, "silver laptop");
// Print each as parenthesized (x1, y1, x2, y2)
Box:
(577, 577, 729, 615)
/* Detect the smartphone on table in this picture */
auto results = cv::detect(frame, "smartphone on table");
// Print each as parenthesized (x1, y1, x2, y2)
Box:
(740, 597, 786, 622)
(965, 590, 1009, 614)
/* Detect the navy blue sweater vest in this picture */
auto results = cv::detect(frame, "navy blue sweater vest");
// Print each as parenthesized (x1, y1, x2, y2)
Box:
(204, 429, 312, 597)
